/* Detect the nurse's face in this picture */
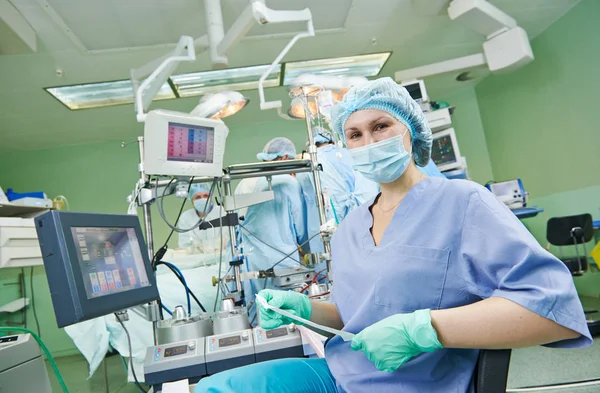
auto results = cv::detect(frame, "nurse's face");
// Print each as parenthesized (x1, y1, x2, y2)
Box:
(344, 109, 411, 151)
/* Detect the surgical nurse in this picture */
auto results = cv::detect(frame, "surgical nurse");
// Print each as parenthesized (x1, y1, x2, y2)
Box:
(195, 77, 591, 393)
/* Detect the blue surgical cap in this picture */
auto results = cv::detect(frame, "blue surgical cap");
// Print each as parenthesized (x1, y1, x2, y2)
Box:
(256, 137, 297, 161)
(331, 77, 433, 167)
(188, 183, 210, 201)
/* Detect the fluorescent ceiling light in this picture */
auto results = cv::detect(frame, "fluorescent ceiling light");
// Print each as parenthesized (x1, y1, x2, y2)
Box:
(46, 80, 174, 110)
(283, 52, 391, 85)
(171, 64, 281, 98)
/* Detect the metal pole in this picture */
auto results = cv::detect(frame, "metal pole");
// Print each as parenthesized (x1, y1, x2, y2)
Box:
(136, 137, 159, 345)
(223, 176, 243, 294)
(304, 94, 333, 276)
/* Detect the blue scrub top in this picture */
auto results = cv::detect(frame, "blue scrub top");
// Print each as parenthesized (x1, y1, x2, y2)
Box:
(326, 177, 592, 393)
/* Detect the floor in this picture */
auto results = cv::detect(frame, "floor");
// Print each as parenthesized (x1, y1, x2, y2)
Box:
(45, 297, 600, 393)
(46, 353, 145, 393)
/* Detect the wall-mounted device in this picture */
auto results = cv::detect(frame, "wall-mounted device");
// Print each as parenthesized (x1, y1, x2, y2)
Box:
(431, 128, 463, 172)
(399, 79, 429, 103)
(486, 179, 527, 210)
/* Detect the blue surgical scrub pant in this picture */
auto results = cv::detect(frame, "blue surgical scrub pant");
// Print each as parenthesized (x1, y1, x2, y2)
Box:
(194, 358, 338, 393)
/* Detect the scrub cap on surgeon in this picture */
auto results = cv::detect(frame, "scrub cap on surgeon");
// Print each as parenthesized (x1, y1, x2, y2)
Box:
(256, 137, 297, 161)
(331, 77, 433, 167)
(188, 183, 210, 201)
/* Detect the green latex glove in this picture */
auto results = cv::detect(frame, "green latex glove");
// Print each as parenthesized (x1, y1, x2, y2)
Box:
(257, 289, 312, 330)
(350, 309, 443, 372)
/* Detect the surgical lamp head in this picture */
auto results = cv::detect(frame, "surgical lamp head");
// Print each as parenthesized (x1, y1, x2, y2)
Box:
(190, 91, 248, 120)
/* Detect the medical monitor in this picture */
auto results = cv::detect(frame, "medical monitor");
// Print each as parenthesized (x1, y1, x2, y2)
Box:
(144, 109, 228, 177)
(431, 128, 463, 172)
(35, 211, 159, 328)
(399, 79, 428, 103)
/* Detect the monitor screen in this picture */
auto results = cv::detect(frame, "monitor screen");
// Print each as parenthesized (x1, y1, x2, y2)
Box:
(71, 227, 151, 299)
(167, 122, 215, 164)
(431, 134, 458, 166)
(403, 82, 423, 102)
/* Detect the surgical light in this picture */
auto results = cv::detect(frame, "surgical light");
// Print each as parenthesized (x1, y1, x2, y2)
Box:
(288, 97, 318, 119)
(190, 90, 248, 119)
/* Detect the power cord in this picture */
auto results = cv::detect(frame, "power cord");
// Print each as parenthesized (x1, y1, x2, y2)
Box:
(156, 261, 207, 313)
(239, 224, 302, 264)
(114, 315, 148, 393)
(21, 268, 26, 329)
(30, 267, 41, 338)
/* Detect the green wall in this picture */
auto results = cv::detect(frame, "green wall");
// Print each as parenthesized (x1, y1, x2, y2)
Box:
(0, 118, 308, 356)
(475, 0, 600, 295)
(441, 87, 494, 185)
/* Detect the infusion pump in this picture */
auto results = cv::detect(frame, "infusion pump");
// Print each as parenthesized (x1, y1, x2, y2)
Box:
(144, 110, 228, 177)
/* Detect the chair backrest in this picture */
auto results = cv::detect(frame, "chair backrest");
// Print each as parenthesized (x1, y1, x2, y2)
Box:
(474, 349, 512, 393)
(546, 214, 593, 246)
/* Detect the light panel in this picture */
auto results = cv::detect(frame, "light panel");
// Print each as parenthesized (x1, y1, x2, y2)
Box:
(283, 52, 391, 86)
(171, 65, 281, 98)
(46, 80, 174, 110)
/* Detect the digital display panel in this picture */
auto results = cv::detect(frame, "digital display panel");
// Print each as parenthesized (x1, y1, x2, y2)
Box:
(164, 345, 188, 357)
(266, 327, 288, 339)
(431, 134, 458, 166)
(71, 227, 151, 299)
(219, 335, 242, 347)
(403, 82, 423, 101)
(167, 122, 215, 164)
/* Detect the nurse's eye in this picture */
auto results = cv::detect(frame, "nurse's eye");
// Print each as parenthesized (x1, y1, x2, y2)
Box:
(348, 131, 362, 140)
(374, 123, 388, 132)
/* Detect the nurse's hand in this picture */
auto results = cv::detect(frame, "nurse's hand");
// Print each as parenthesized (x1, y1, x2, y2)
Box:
(257, 289, 312, 330)
(350, 309, 443, 372)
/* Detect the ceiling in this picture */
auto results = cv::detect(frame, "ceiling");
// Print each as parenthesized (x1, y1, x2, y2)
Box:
(0, 0, 580, 151)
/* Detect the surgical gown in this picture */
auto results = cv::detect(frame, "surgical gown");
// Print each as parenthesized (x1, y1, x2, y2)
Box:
(240, 175, 308, 321)
(195, 177, 591, 393)
(297, 144, 378, 254)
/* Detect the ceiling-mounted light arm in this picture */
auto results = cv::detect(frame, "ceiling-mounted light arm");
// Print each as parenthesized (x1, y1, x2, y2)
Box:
(394, 53, 487, 81)
(216, 2, 256, 60)
(254, 3, 315, 111)
(132, 35, 196, 123)
(204, 0, 228, 67)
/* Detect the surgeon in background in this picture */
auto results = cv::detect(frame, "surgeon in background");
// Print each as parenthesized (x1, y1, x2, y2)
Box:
(297, 126, 378, 255)
(178, 183, 228, 261)
(236, 137, 308, 322)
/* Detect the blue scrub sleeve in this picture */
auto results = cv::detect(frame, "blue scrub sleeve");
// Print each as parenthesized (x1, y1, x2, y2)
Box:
(194, 358, 337, 393)
(459, 189, 592, 347)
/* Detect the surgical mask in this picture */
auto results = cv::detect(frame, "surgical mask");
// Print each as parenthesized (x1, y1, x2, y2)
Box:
(193, 198, 213, 215)
(349, 133, 412, 184)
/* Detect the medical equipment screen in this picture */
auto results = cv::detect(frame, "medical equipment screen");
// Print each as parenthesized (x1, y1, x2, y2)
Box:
(404, 82, 423, 101)
(71, 227, 151, 299)
(431, 134, 458, 166)
(167, 122, 215, 164)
